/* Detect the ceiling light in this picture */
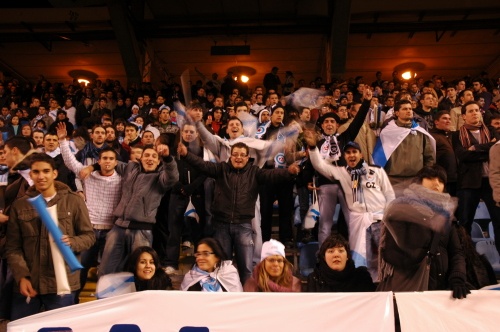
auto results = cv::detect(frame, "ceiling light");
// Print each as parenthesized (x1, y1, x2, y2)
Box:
(402, 71, 417, 80)
(240, 75, 249, 83)
(78, 79, 90, 86)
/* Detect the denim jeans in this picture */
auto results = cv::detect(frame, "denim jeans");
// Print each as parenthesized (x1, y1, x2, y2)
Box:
(11, 291, 76, 320)
(213, 221, 254, 285)
(318, 183, 349, 247)
(99, 225, 153, 276)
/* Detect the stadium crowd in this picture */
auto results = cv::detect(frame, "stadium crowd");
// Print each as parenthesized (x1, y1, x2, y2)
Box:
(0, 68, 499, 322)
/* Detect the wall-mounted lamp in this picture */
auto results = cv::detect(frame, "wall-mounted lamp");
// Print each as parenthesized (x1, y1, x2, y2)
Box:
(227, 66, 256, 85)
(401, 71, 417, 80)
(69, 69, 98, 86)
(78, 79, 90, 86)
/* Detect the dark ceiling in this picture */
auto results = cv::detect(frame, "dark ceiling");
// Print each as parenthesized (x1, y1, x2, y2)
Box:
(1, 0, 499, 88)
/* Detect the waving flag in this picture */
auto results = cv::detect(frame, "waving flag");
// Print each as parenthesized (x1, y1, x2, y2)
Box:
(184, 198, 199, 223)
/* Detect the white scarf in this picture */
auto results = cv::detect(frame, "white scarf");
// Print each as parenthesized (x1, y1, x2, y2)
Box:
(180, 260, 243, 292)
(319, 134, 341, 162)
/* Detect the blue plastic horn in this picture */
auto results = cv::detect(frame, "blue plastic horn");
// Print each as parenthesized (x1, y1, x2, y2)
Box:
(28, 194, 83, 272)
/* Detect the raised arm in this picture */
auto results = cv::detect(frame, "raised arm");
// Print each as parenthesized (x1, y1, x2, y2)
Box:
(178, 142, 221, 178)
(303, 129, 345, 181)
(343, 88, 372, 141)
(57, 122, 85, 175)
(196, 120, 223, 158)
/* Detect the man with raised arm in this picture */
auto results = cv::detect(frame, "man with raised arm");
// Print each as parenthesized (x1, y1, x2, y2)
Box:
(178, 141, 299, 284)
(97, 141, 178, 275)
(56, 122, 122, 301)
(305, 129, 394, 280)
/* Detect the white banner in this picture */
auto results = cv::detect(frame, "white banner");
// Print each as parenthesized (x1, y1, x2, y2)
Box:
(395, 290, 500, 332)
(8, 291, 394, 332)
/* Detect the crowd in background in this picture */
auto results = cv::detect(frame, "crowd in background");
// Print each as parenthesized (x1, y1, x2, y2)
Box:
(0, 67, 500, 323)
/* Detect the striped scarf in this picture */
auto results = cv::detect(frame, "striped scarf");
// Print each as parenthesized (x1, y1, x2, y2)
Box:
(459, 123, 490, 149)
(346, 160, 367, 204)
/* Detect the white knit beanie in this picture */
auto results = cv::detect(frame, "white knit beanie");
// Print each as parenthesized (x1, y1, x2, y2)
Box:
(260, 239, 286, 262)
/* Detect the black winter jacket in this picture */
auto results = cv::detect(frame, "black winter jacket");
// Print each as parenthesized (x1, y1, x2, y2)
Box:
(183, 152, 294, 224)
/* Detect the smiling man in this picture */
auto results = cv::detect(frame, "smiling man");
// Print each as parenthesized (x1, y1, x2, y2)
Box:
(306, 135, 394, 279)
(193, 113, 293, 263)
(178, 141, 299, 284)
(97, 142, 178, 275)
(5, 153, 94, 320)
(310, 88, 374, 248)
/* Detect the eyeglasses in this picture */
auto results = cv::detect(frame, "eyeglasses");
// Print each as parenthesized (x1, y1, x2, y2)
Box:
(266, 258, 285, 264)
(231, 153, 248, 158)
(194, 251, 214, 258)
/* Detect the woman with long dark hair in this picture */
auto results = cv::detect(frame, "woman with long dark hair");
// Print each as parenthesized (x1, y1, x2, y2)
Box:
(126, 246, 172, 291)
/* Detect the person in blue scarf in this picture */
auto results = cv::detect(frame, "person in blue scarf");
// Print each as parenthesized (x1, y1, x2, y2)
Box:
(181, 238, 242, 292)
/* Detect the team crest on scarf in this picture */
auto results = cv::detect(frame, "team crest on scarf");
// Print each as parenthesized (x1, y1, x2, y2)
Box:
(255, 123, 269, 139)
(274, 152, 286, 168)
(320, 134, 341, 161)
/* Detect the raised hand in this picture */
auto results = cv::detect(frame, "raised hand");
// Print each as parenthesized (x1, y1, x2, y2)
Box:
(156, 144, 170, 157)
(56, 122, 67, 140)
(303, 129, 318, 147)
(363, 87, 373, 101)
(177, 142, 188, 157)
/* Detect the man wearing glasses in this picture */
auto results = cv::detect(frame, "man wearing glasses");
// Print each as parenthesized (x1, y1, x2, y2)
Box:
(178, 142, 299, 284)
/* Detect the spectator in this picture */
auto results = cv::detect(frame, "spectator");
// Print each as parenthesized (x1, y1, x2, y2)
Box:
(377, 166, 469, 299)
(5, 153, 95, 320)
(97, 143, 178, 275)
(57, 122, 122, 301)
(452, 101, 499, 246)
(244, 240, 301, 292)
(373, 99, 435, 186)
(163, 123, 206, 274)
(306, 234, 375, 292)
(263, 67, 281, 93)
(177, 141, 299, 284)
(125, 246, 172, 291)
(180, 238, 242, 292)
